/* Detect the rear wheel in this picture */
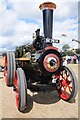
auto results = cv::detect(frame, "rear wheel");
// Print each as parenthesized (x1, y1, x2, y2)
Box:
(4, 52, 16, 86)
(56, 66, 77, 102)
(14, 68, 27, 112)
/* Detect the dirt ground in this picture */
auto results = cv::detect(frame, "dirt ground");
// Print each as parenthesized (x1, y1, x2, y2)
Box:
(0, 64, 78, 119)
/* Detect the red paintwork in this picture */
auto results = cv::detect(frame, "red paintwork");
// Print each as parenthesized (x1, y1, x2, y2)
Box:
(5, 71, 8, 84)
(43, 53, 60, 72)
(14, 71, 19, 108)
(4, 55, 8, 84)
(45, 46, 58, 51)
(56, 68, 72, 100)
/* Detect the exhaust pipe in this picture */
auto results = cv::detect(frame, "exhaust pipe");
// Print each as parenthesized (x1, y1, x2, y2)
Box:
(39, 2, 56, 39)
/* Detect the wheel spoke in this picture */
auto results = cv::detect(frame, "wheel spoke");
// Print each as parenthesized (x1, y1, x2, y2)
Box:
(60, 71, 65, 80)
(67, 80, 72, 85)
(65, 69, 68, 76)
(68, 85, 72, 93)
(60, 72, 63, 77)
(63, 86, 67, 93)
(57, 66, 77, 101)
(61, 87, 70, 100)
(67, 74, 70, 78)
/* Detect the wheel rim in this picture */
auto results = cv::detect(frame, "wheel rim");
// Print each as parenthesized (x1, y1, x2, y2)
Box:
(4, 55, 8, 84)
(14, 71, 19, 108)
(43, 54, 60, 72)
(56, 67, 73, 100)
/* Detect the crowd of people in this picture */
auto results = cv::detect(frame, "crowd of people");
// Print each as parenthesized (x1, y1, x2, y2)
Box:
(63, 55, 80, 65)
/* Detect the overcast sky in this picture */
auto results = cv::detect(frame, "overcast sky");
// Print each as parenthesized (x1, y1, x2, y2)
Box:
(0, 0, 79, 52)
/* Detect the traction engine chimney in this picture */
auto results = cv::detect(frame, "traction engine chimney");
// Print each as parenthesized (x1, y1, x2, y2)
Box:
(39, 2, 56, 39)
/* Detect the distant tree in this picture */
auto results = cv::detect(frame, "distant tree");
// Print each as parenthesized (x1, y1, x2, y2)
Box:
(76, 49, 80, 54)
(62, 44, 70, 52)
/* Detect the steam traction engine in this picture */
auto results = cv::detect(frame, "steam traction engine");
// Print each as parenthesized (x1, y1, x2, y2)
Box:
(4, 2, 77, 112)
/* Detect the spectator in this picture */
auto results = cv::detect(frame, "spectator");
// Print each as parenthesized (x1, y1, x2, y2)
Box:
(72, 55, 77, 64)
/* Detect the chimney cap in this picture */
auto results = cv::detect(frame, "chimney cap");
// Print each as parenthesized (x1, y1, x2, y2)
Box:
(39, 2, 56, 10)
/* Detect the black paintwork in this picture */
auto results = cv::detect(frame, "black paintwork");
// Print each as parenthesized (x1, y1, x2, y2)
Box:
(43, 9, 53, 39)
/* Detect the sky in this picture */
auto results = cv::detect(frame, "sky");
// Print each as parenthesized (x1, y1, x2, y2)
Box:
(0, 0, 79, 52)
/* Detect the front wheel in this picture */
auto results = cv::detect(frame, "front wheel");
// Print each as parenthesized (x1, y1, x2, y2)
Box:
(14, 68, 27, 112)
(4, 52, 16, 86)
(56, 66, 77, 102)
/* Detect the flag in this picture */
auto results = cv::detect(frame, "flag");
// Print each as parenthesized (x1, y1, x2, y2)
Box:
(61, 34, 67, 37)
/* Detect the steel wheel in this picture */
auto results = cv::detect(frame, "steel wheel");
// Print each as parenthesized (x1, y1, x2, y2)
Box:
(56, 66, 77, 102)
(4, 52, 16, 86)
(14, 68, 27, 112)
(4, 52, 9, 84)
